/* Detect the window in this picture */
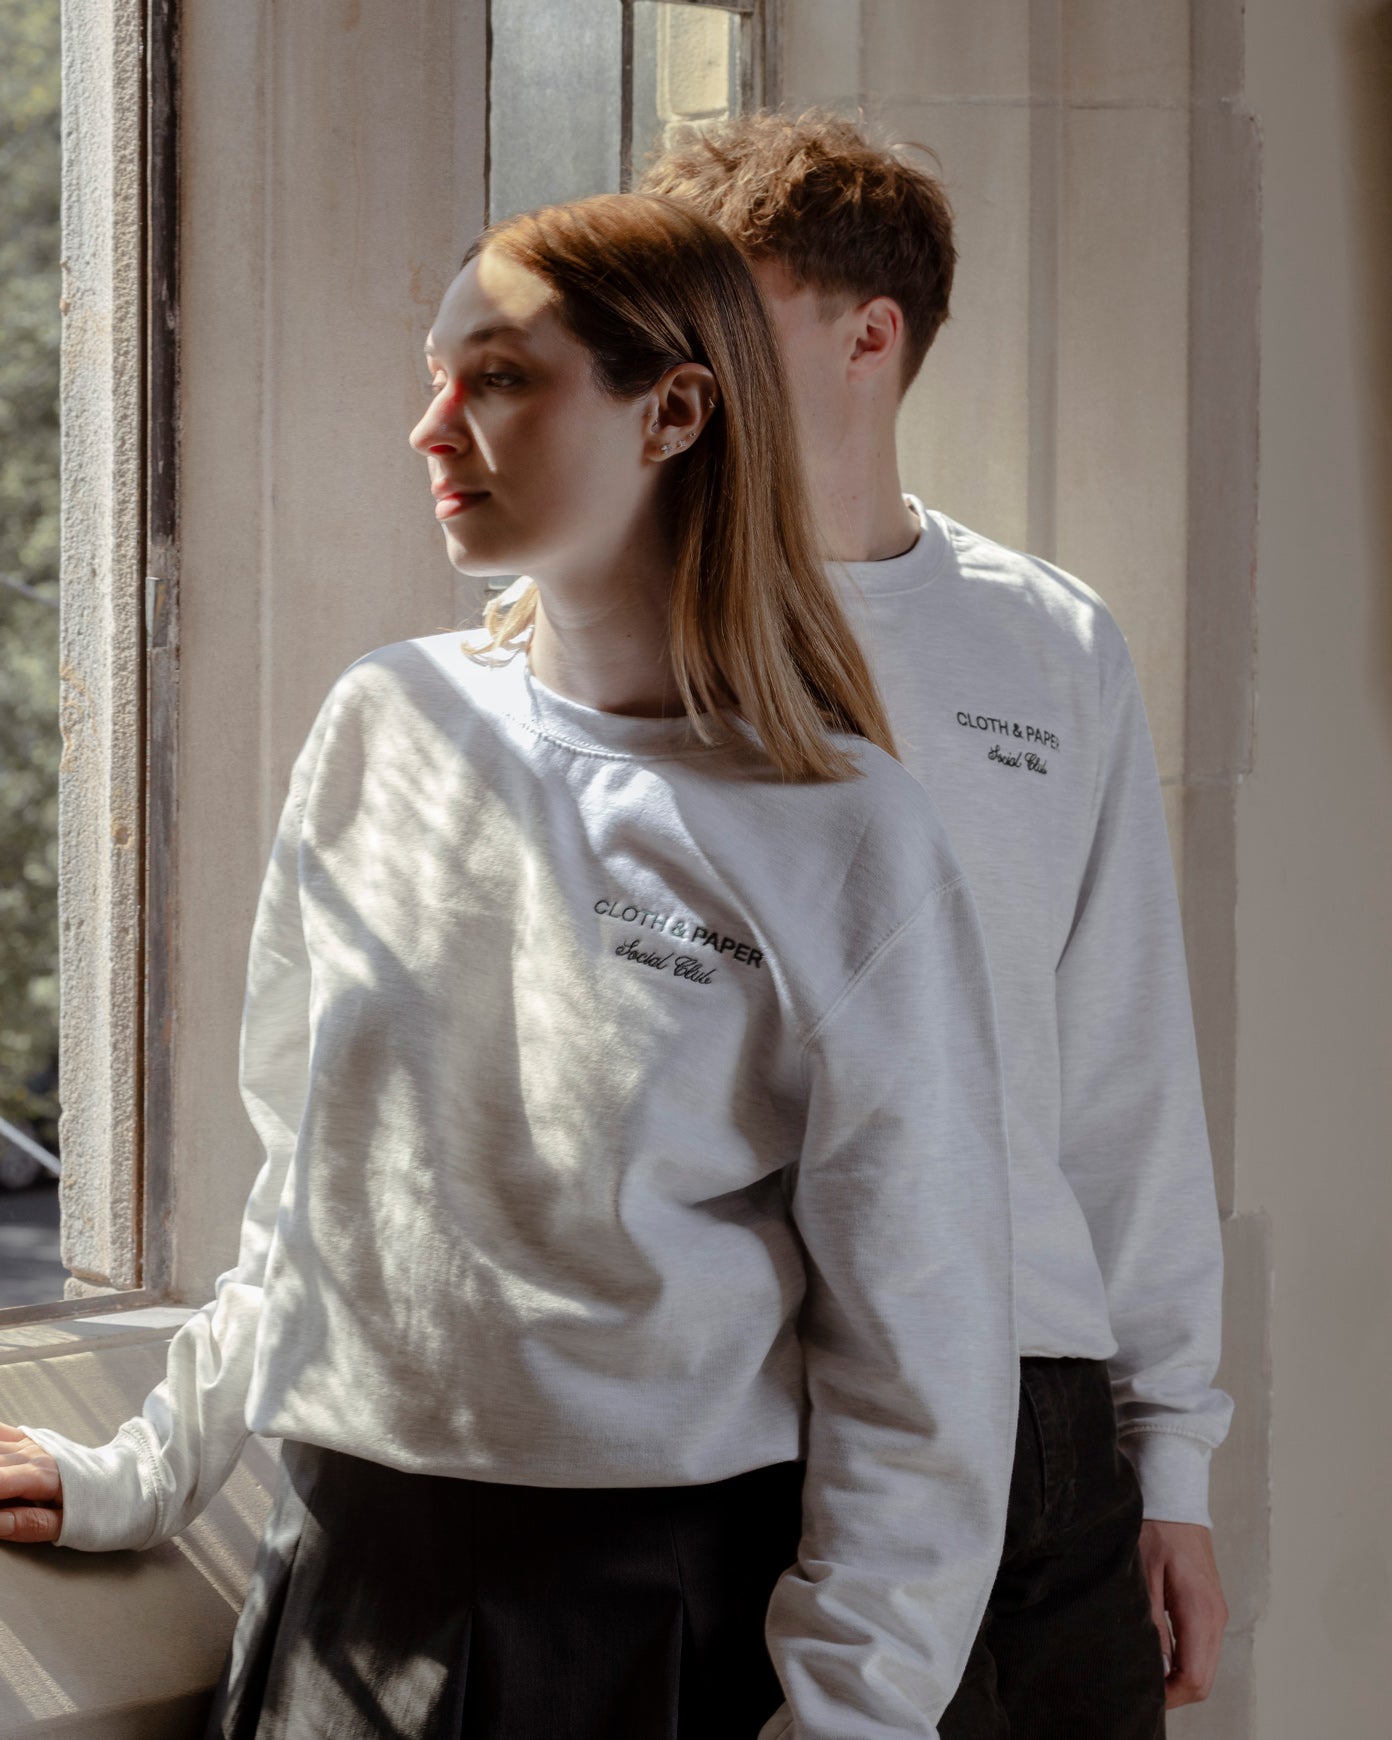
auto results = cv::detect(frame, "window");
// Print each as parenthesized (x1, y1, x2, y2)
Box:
(488, 0, 777, 220)
(0, 0, 62, 1307)
(627, 1, 758, 181)
(0, 0, 177, 1325)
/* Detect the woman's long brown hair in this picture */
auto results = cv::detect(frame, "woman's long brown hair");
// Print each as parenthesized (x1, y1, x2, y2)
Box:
(461, 193, 897, 781)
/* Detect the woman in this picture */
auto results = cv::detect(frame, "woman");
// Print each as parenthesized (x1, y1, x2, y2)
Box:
(0, 195, 1017, 1739)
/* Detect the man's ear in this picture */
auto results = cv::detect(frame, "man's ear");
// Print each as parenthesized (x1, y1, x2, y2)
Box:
(846, 295, 906, 385)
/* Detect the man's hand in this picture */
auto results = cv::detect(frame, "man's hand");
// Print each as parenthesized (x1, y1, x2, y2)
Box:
(1139, 1519, 1228, 1709)
(0, 1422, 64, 1544)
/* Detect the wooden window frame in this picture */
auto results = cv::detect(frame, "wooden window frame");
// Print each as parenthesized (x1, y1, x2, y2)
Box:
(0, 0, 180, 1327)
(618, 0, 781, 189)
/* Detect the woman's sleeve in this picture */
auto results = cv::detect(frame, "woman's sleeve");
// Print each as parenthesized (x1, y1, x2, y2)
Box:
(20, 691, 337, 1553)
(760, 875, 1019, 1740)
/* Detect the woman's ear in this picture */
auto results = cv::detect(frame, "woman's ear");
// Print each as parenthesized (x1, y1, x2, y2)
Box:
(646, 362, 719, 461)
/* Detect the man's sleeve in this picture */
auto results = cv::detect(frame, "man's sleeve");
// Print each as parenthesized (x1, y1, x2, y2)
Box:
(759, 876, 1018, 1740)
(21, 688, 338, 1552)
(1054, 611, 1234, 1526)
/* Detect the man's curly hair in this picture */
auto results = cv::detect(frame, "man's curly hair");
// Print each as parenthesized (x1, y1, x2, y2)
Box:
(638, 109, 956, 393)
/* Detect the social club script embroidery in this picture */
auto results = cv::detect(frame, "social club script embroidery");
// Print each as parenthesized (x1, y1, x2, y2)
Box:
(956, 710, 1059, 776)
(594, 895, 766, 987)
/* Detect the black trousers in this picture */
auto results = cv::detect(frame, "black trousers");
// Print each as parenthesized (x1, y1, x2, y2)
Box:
(204, 1443, 805, 1740)
(940, 1357, 1167, 1739)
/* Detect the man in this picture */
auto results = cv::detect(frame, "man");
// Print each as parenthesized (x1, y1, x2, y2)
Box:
(642, 112, 1233, 1736)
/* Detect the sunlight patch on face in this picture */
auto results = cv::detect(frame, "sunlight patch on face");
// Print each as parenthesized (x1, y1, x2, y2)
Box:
(462, 401, 497, 474)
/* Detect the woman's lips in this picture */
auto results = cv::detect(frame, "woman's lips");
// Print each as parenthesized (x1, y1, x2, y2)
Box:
(435, 491, 488, 521)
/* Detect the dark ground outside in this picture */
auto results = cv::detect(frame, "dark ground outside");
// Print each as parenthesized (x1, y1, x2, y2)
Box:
(0, 1177, 64, 1307)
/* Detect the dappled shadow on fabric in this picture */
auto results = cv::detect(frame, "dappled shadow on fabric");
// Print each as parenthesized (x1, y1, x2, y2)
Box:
(246, 643, 810, 1484)
(250, 645, 683, 1463)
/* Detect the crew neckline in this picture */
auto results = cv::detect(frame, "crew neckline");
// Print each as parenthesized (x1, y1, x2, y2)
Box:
(511, 647, 720, 761)
(834, 495, 951, 597)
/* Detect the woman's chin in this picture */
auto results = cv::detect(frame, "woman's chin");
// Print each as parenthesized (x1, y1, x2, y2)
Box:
(442, 526, 521, 581)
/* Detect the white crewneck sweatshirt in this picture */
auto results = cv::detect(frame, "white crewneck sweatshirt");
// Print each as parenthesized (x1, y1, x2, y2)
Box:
(832, 501, 1233, 1527)
(25, 633, 1018, 1739)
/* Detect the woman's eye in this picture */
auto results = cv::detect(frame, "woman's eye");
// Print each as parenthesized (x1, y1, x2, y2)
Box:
(421, 370, 521, 399)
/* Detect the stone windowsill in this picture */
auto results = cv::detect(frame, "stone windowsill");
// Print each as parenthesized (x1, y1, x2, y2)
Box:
(0, 1306, 274, 1740)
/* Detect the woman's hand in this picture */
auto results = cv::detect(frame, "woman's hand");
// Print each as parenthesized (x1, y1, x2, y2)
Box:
(0, 1422, 63, 1543)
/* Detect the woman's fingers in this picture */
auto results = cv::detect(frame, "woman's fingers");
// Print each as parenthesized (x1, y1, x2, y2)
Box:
(0, 1504, 63, 1544)
(0, 1436, 63, 1506)
(0, 1435, 67, 1545)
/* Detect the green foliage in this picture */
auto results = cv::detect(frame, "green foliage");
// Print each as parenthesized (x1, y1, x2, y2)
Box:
(0, 0, 61, 1146)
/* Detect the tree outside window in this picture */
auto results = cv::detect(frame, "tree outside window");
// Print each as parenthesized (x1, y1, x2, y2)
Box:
(0, 0, 63, 1301)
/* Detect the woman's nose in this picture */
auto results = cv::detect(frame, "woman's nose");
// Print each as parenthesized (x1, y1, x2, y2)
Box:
(408, 391, 471, 456)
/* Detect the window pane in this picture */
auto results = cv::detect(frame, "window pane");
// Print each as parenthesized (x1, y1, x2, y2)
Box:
(0, 0, 65, 1305)
(488, 0, 624, 221)
(630, 2, 742, 179)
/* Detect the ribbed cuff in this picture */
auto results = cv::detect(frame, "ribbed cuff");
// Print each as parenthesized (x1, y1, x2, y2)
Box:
(1119, 1428, 1213, 1528)
(20, 1420, 159, 1553)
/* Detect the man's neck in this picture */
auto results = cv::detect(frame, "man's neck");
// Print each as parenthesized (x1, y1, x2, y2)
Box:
(812, 430, 920, 565)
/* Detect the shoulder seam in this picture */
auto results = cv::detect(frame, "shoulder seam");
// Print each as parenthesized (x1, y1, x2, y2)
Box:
(800, 873, 968, 1065)
(1079, 619, 1115, 864)
(941, 513, 1119, 618)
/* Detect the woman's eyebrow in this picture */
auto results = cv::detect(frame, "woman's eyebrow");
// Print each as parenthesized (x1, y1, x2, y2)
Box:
(424, 322, 533, 361)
